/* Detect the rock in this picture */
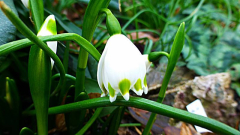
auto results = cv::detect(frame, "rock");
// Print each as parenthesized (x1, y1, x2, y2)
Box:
(172, 73, 238, 127)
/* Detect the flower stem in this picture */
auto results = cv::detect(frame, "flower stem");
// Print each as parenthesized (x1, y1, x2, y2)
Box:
(22, 96, 240, 135)
(72, 0, 111, 133)
(120, 123, 142, 127)
(29, 0, 44, 31)
(75, 0, 111, 98)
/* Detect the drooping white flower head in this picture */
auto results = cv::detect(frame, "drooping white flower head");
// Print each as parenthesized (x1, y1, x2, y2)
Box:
(37, 15, 57, 68)
(21, 0, 29, 9)
(97, 34, 152, 102)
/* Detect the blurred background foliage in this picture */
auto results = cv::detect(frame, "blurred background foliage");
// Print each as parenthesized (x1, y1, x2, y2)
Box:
(0, 0, 240, 134)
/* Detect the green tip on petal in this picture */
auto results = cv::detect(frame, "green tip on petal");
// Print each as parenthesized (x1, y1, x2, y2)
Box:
(119, 79, 130, 100)
(46, 17, 57, 35)
(144, 75, 147, 86)
(133, 78, 143, 96)
(102, 83, 108, 96)
(38, 15, 57, 36)
(108, 83, 117, 102)
(134, 79, 142, 91)
(108, 83, 116, 98)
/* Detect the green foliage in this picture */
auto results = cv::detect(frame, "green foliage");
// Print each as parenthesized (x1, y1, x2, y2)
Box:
(0, 0, 240, 134)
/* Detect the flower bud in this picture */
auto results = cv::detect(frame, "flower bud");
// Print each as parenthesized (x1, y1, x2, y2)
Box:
(37, 15, 57, 68)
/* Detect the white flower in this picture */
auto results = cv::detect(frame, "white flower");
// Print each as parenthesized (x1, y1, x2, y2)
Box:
(37, 15, 57, 68)
(21, 0, 29, 9)
(97, 34, 152, 102)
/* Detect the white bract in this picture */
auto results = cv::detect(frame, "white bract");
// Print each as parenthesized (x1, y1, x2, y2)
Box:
(21, 0, 29, 9)
(97, 34, 151, 102)
(37, 15, 57, 68)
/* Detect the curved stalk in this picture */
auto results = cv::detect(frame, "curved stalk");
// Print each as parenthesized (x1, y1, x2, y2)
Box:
(23, 96, 240, 135)
(0, 33, 101, 61)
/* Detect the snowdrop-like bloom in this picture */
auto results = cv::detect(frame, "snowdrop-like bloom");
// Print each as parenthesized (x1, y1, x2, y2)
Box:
(21, 0, 29, 9)
(37, 15, 57, 68)
(97, 34, 152, 102)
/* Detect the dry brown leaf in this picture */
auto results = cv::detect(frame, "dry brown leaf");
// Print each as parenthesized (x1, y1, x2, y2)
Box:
(88, 93, 101, 99)
(180, 123, 192, 135)
(163, 126, 181, 135)
(127, 32, 159, 43)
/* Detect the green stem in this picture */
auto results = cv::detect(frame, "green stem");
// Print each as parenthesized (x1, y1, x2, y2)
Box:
(120, 123, 141, 127)
(52, 73, 76, 82)
(29, 0, 44, 31)
(72, 1, 111, 133)
(22, 97, 240, 135)
(63, 41, 70, 72)
(148, 51, 170, 61)
(76, 108, 103, 135)
(0, 33, 101, 61)
(75, 0, 111, 98)
(108, 106, 125, 135)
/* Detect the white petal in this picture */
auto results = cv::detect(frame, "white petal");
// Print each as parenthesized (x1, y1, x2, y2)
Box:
(142, 75, 148, 94)
(131, 78, 144, 96)
(46, 41, 57, 68)
(142, 54, 152, 72)
(103, 34, 144, 90)
(101, 93, 106, 97)
(122, 92, 129, 101)
(21, 0, 29, 8)
(109, 94, 117, 102)
(132, 88, 143, 96)
(143, 85, 148, 94)
(97, 43, 109, 94)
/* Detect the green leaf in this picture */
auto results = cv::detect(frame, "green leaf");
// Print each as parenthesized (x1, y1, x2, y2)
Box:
(87, 55, 98, 80)
(0, 56, 11, 72)
(5, 77, 20, 134)
(99, 106, 118, 117)
(28, 45, 51, 135)
(0, 98, 12, 128)
(0, 0, 18, 45)
(231, 82, 240, 97)
(85, 78, 101, 94)
(183, 22, 240, 75)
(77, 0, 120, 10)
